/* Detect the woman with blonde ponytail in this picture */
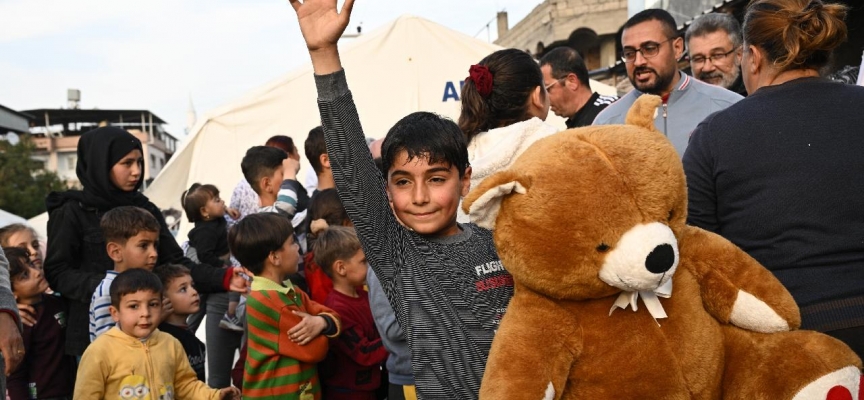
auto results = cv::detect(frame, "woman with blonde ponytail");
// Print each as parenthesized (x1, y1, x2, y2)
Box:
(456, 49, 559, 223)
(684, 0, 864, 358)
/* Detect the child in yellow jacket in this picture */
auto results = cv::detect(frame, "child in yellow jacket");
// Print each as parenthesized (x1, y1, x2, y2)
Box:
(74, 269, 241, 399)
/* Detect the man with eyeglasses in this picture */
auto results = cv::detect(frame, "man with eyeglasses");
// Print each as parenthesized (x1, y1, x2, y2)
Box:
(540, 47, 619, 129)
(685, 13, 747, 96)
(594, 9, 742, 157)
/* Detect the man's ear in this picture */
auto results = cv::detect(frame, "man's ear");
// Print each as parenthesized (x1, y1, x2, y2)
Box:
(320, 153, 331, 170)
(673, 36, 685, 60)
(565, 73, 580, 91)
(462, 170, 528, 230)
(107, 242, 123, 263)
(109, 305, 120, 323)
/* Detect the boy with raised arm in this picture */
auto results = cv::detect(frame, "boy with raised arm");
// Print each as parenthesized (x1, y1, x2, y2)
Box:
(288, 1, 514, 398)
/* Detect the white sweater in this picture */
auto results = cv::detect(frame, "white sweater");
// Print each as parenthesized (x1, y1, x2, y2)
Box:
(458, 117, 560, 223)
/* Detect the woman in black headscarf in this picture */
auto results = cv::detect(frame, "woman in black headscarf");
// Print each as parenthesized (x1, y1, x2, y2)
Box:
(43, 127, 247, 357)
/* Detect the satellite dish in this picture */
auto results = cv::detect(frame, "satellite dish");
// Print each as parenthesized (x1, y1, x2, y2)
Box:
(6, 132, 20, 145)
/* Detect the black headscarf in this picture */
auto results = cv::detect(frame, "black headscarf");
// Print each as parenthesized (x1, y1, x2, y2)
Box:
(46, 127, 150, 212)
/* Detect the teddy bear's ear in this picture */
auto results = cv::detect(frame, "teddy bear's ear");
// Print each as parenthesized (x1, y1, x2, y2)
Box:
(625, 94, 662, 132)
(463, 170, 528, 230)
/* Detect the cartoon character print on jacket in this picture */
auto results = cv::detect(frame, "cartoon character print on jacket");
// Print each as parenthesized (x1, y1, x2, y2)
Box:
(118, 374, 149, 400)
(118, 374, 175, 400)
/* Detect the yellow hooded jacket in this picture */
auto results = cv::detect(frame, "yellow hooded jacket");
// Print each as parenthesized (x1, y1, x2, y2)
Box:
(75, 326, 221, 400)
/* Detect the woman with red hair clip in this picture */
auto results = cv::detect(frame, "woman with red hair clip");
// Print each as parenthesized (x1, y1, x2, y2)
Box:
(457, 49, 558, 223)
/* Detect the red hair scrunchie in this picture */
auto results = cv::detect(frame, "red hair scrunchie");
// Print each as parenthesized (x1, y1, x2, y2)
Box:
(467, 64, 493, 98)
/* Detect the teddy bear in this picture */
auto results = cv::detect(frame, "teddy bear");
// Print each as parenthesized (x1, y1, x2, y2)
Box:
(463, 95, 862, 400)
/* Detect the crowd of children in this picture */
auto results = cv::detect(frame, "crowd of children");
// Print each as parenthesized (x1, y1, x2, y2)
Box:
(2, 0, 859, 399)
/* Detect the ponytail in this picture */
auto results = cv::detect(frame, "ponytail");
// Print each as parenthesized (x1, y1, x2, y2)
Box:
(458, 49, 545, 143)
(744, 0, 847, 71)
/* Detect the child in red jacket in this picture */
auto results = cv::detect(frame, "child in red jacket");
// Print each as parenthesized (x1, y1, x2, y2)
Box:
(312, 224, 387, 400)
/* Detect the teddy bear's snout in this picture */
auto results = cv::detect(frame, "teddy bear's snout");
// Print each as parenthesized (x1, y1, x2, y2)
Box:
(598, 222, 680, 292)
(646, 244, 676, 274)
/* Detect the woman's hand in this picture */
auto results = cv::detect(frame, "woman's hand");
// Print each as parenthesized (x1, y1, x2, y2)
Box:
(226, 207, 241, 220)
(289, 0, 356, 52)
(289, 0, 355, 75)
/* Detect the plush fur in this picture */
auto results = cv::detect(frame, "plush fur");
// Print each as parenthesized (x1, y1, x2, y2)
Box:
(464, 95, 863, 400)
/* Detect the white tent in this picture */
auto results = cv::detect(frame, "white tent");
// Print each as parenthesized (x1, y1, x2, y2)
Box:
(0, 208, 27, 227)
(141, 15, 616, 241)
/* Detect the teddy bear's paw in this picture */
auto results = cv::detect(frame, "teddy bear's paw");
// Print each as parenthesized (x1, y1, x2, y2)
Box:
(729, 290, 790, 333)
(542, 382, 555, 400)
(791, 366, 861, 400)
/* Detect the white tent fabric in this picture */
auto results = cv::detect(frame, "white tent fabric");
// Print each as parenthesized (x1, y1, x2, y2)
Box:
(0, 208, 27, 228)
(144, 14, 617, 241)
(27, 211, 49, 239)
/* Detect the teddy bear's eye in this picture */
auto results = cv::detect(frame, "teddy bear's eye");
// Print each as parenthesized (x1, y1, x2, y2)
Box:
(596, 243, 611, 253)
(668, 209, 674, 222)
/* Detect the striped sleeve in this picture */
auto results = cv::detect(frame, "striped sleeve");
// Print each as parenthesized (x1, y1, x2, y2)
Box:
(274, 179, 301, 217)
(315, 70, 409, 293)
(89, 281, 115, 342)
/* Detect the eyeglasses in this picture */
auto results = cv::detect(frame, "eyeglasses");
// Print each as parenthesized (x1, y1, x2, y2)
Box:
(544, 79, 564, 91)
(690, 47, 738, 66)
(621, 38, 674, 63)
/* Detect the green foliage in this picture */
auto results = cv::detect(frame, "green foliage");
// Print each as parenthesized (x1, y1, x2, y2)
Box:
(0, 137, 67, 219)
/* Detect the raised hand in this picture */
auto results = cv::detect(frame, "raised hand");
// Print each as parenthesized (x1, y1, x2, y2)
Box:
(288, 0, 356, 52)
(288, 0, 355, 75)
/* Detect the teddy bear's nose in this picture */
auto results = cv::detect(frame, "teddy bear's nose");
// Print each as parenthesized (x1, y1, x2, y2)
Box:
(646, 244, 675, 274)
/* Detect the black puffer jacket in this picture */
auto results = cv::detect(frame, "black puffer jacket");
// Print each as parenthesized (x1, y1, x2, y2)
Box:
(44, 196, 228, 356)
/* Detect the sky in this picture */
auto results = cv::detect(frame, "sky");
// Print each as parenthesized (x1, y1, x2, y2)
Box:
(0, 0, 543, 136)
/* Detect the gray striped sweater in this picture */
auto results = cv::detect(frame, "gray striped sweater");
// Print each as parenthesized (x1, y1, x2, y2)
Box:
(316, 70, 514, 400)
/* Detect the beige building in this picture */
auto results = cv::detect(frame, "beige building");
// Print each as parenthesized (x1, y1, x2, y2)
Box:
(494, 0, 628, 70)
(25, 108, 178, 189)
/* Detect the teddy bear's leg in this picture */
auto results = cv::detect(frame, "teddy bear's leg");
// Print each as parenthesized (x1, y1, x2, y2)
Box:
(721, 327, 862, 400)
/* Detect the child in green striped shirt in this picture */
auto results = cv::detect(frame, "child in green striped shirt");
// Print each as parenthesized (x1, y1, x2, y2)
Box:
(228, 213, 341, 400)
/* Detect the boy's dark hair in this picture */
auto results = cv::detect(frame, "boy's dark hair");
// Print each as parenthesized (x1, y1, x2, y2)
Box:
(181, 183, 219, 222)
(110, 268, 162, 307)
(241, 146, 288, 195)
(228, 213, 295, 275)
(2, 246, 31, 282)
(540, 47, 591, 87)
(312, 226, 362, 278)
(622, 9, 679, 40)
(304, 126, 327, 174)
(100, 206, 161, 244)
(264, 135, 296, 155)
(458, 48, 545, 142)
(153, 263, 191, 290)
(382, 112, 469, 177)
